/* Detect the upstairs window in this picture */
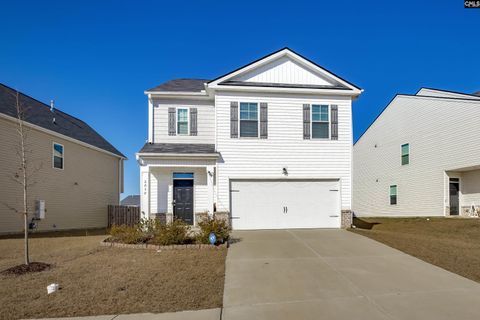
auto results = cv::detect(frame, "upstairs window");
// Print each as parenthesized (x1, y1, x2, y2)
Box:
(312, 105, 329, 139)
(177, 108, 189, 135)
(390, 185, 397, 205)
(240, 102, 258, 137)
(401, 143, 409, 165)
(53, 143, 64, 169)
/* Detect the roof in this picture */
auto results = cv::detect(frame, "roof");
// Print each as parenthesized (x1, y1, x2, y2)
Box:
(146, 79, 208, 93)
(138, 143, 217, 154)
(0, 83, 125, 158)
(120, 195, 140, 207)
(146, 48, 362, 94)
(474, 91, 480, 96)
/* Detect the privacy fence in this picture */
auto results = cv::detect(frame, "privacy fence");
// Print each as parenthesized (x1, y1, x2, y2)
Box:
(107, 205, 140, 227)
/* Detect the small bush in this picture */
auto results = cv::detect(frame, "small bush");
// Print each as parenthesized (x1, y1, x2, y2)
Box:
(196, 215, 230, 244)
(109, 224, 147, 244)
(150, 219, 191, 246)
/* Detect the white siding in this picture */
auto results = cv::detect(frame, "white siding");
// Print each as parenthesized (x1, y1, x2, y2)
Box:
(233, 56, 334, 86)
(149, 167, 209, 215)
(461, 169, 480, 207)
(215, 91, 353, 212)
(353, 95, 480, 217)
(152, 98, 215, 144)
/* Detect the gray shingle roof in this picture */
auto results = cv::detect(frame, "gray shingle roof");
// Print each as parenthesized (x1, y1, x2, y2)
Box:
(120, 195, 140, 206)
(0, 83, 125, 158)
(474, 91, 480, 97)
(138, 143, 217, 154)
(147, 79, 208, 92)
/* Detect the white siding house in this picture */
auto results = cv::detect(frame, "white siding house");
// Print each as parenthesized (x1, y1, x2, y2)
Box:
(137, 48, 362, 229)
(353, 88, 480, 217)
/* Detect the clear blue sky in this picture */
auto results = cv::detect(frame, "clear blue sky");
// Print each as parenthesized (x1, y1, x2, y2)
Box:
(1, 1, 479, 198)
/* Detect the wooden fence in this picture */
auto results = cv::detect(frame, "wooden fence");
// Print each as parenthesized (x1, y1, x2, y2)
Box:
(108, 205, 140, 227)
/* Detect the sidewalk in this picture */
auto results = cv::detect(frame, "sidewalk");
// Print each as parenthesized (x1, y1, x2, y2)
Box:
(38, 308, 221, 320)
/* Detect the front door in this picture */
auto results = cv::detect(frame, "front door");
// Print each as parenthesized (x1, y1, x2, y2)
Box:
(173, 179, 194, 224)
(449, 180, 460, 215)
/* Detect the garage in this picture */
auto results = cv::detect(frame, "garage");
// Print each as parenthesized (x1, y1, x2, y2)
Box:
(230, 179, 341, 230)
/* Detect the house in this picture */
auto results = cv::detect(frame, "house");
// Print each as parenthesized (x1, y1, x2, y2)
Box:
(136, 48, 362, 230)
(353, 88, 480, 217)
(0, 83, 125, 234)
(121, 195, 140, 207)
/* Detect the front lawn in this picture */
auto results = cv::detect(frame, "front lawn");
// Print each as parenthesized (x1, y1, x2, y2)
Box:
(350, 217, 480, 283)
(0, 232, 227, 319)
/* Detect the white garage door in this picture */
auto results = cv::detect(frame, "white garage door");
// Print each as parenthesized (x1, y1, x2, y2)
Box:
(230, 179, 341, 230)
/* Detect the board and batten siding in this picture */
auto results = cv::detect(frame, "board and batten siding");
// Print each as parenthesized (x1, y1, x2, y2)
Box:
(353, 95, 480, 217)
(214, 91, 353, 212)
(0, 117, 120, 234)
(152, 98, 215, 144)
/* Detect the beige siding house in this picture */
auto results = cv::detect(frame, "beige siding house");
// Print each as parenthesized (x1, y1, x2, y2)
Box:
(0, 84, 125, 234)
(137, 48, 362, 230)
(353, 88, 480, 217)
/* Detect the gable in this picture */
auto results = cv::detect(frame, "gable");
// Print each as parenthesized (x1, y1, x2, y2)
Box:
(231, 56, 337, 87)
(208, 48, 362, 95)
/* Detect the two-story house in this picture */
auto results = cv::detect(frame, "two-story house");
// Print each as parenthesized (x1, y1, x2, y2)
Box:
(353, 88, 480, 217)
(137, 48, 362, 230)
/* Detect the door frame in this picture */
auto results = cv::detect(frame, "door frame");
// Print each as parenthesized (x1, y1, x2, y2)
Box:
(229, 177, 342, 230)
(448, 177, 461, 216)
(172, 173, 195, 225)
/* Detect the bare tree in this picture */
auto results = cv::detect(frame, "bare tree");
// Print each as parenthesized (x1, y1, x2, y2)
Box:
(3, 91, 42, 265)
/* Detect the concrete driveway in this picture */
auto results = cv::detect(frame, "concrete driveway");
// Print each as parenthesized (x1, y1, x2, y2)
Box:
(222, 229, 480, 320)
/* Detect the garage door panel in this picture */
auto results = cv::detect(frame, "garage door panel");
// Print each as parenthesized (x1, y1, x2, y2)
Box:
(231, 179, 341, 230)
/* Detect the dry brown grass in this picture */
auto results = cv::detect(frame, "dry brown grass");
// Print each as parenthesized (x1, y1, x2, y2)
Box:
(350, 217, 480, 283)
(0, 233, 227, 319)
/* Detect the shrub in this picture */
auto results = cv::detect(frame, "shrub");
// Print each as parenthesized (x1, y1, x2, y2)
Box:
(196, 215, 230, 244)
(150, 219, 191, 246)
(109, 224, 147, 244)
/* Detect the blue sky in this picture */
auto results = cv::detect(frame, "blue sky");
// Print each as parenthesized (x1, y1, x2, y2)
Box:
(1, 1, 479, 198)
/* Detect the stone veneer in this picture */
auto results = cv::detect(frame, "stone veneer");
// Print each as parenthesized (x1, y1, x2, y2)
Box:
(341, 210, 353, 228)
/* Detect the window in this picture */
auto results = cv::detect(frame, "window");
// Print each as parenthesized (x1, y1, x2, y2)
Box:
(390, 185, 397, 205)
(240, 102, 258, 137)
(173, 172, 194, 179)
(177, 108, 189, 135)
(312, 105, 329, 139)
(401, 143, 409, 165)
(53, 143, 64, 169)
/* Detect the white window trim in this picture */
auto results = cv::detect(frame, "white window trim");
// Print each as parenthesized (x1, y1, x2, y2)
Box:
(311, 104, 330, 140)
(238, 102, 260, 139)
(176, 107, 190, 136)
(52, 142, 64, 170)
(401, 143, 410, 165)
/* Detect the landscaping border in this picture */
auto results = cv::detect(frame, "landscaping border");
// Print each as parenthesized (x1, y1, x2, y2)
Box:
(100, 238, 227, 250)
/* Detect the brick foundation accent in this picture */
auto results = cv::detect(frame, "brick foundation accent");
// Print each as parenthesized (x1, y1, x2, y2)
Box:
(341, 210, 353, 228)
(151, 213, 173, 224)
(195, 212, 230, 226)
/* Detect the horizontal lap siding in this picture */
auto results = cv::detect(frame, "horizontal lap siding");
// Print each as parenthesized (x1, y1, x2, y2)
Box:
(152, 98, 215, 144)
(215, 91, 352, 212)
(0, 118, 119, 234)
(353, 96, 480, 217)
(149, 167, 209, 215)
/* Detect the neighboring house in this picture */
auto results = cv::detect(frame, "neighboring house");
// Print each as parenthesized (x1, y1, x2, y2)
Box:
(137, 48, 362, 230)
(120, 195, 140, 207)
(353, 88, 480, 217)
(0, 83, 125, 234)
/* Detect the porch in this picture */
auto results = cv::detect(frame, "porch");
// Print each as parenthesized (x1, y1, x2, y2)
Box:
(137, 143, 219, 225)
(445, 166, 480, 216)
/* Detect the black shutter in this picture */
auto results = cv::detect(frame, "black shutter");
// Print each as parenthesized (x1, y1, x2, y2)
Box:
(331, 105, 338, 140)
(168, 107, 176, 136)
(190, 108, 197, 136)
(260, 103, 268, 139)
(303, 104, 310, 139)
(230, 102, 238, 138)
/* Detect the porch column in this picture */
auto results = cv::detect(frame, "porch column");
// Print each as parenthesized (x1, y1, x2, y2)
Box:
(140, 165, 150, 220)
(206, 165, 215, 216)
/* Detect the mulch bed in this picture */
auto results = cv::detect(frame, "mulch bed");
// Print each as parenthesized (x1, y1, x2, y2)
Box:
(1, 262, 51, 276)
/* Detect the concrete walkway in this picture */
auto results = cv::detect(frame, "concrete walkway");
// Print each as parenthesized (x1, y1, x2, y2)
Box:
(222, 229, 480, 320)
